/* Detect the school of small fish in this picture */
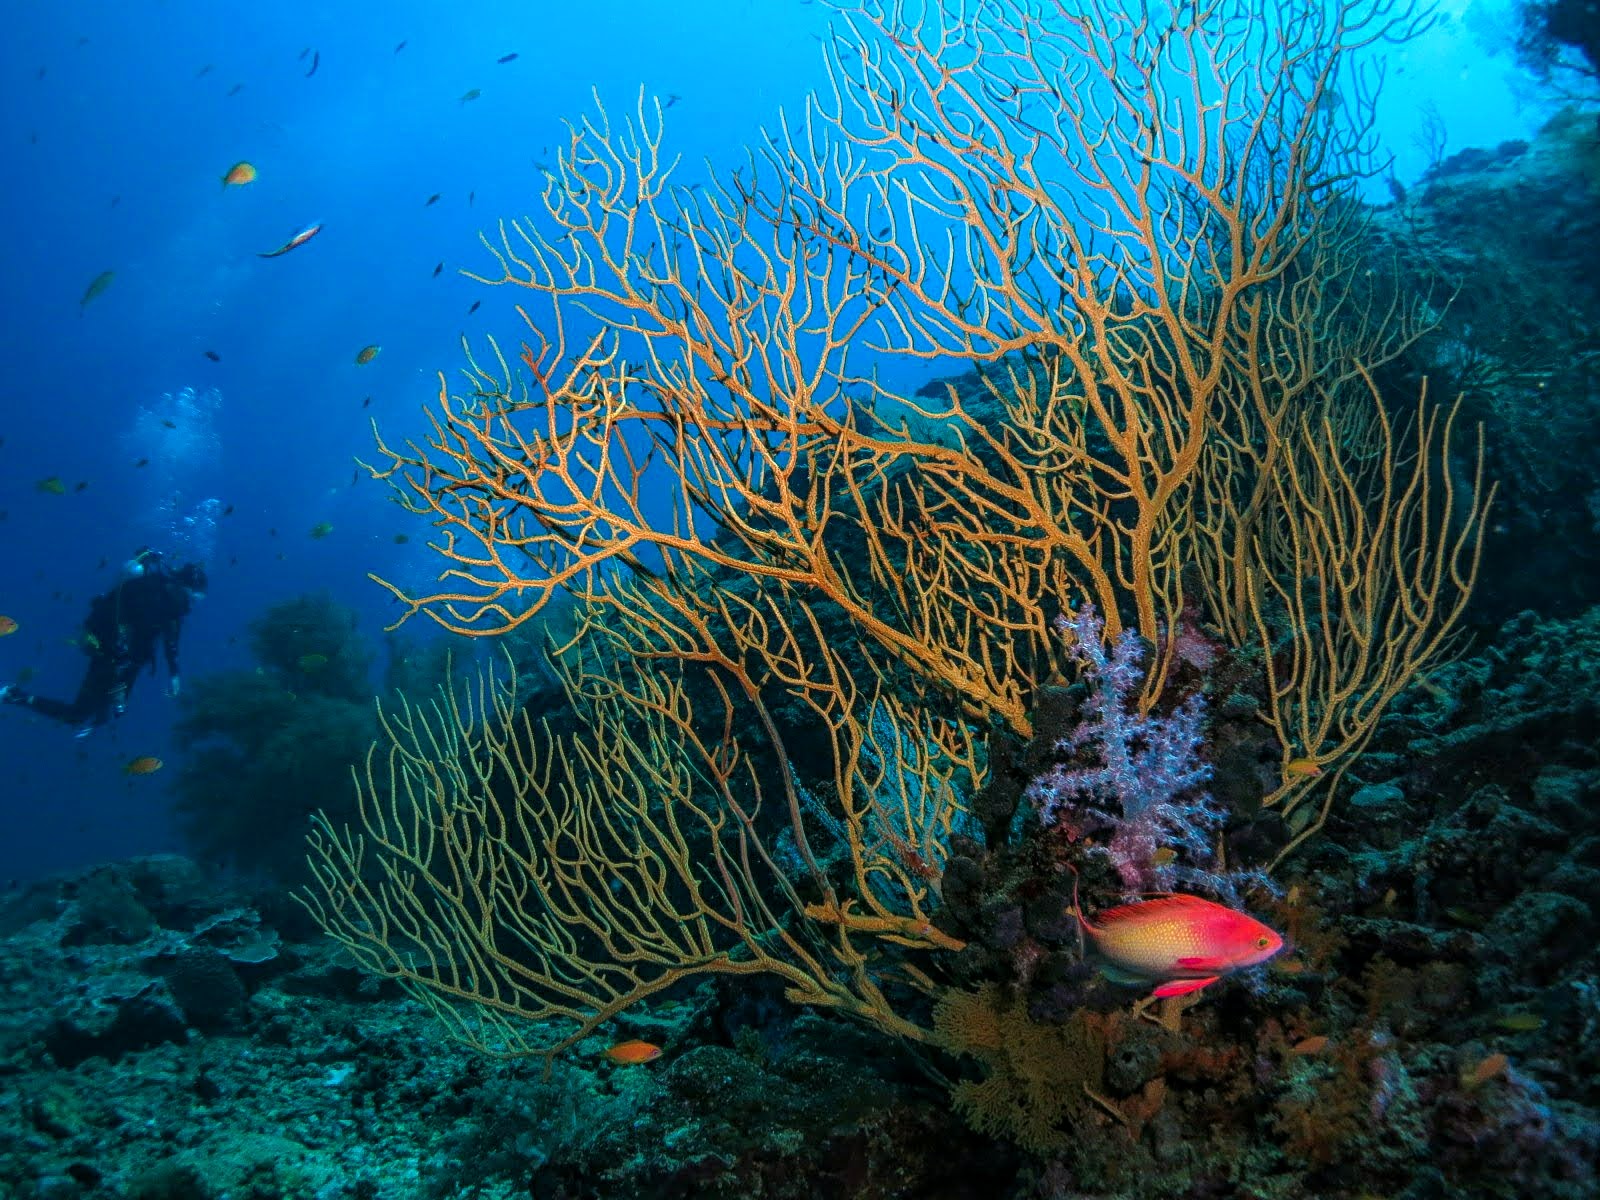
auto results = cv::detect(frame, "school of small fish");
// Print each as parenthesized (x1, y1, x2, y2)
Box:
(6, 27, 701, 852)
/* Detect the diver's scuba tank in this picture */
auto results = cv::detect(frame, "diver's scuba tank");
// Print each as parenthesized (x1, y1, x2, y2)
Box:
(120, 546, 164, 581)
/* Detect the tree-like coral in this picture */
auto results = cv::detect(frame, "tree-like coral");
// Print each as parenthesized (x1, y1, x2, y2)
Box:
(367, 0, 1485, 846)
(308, 0, 1489, 1072)
(303, 616, 975, 1061)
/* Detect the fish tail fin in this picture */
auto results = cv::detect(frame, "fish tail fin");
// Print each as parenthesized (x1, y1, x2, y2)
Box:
(1068, 864, 1091, 955)
(1151, 976, 1219, 999)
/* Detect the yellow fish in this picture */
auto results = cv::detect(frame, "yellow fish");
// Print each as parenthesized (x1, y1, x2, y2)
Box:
(36, 477, 67, 495)
(1494, 1012, 1543, 1032)
(298, 653, 329, 672)
(1284, 757, 1322, 778)
(221, 161, 257, 188)
(354, 344, 381, 365)
(123, 756, 163, 776)
(309, 521, 334, 539)
(0, 615, 16, 637)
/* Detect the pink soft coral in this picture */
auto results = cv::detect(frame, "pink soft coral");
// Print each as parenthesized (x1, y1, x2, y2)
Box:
(1025, 606, 1224, 895)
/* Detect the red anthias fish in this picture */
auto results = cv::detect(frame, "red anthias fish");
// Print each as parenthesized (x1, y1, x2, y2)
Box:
(603, 1039, 661, 1065)
(1073, 884, 1284, 999)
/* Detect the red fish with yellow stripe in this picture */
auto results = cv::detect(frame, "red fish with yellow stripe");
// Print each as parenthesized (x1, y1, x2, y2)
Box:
(1072, 874, 1284, 999)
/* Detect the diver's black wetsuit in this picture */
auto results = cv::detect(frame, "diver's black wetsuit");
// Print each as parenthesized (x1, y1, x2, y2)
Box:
(6, 568, 192, 731)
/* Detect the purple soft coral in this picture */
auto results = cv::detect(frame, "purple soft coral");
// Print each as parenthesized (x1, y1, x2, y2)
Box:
(1025, 606, 1222, 893)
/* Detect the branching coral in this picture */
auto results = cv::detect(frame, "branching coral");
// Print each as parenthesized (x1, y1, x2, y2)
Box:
(309, 0, 1489, 1078)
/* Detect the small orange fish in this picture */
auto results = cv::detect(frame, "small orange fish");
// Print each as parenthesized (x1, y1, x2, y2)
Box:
(1461, 1052, 1509, 1090)
(258, 221, 323, 258)
(1284, 757, 1322, 777)
(123, 756, 163, 776)
(355, 344, 381, 365)
(1290, 1035, 1329, 1055)
(0, 615, 17, 636)
(1071, 873, 1284, 999)
(603, 1039, 661, 1065)
(221, 161, 257, 188)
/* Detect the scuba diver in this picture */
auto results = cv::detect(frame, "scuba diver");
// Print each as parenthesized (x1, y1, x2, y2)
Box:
(0, 547, 207, 738)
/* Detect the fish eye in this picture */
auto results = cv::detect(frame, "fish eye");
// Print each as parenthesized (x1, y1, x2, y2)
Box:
(1256, 936, 1272, 949)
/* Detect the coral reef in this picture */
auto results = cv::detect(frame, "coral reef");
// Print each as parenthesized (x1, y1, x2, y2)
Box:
(935, 983, 1109, 1156)
(0, 858, 1009, 1200)
(6, 608, 1600, 1193)
(4, 10, 1599, 1200)
(169, 594, 380, 882)
(1378, 106, 1600, 623)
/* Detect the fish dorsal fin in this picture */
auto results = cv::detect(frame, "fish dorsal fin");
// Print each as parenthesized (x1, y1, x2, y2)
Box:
(1092, 893, 1217, 926)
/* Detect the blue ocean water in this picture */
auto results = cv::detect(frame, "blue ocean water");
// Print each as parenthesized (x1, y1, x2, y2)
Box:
(0, 0, 844, 880)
